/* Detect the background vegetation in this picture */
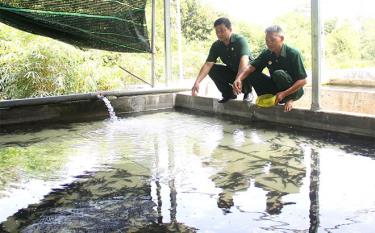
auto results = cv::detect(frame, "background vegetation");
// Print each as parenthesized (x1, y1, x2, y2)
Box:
(0, 0, 374, 100)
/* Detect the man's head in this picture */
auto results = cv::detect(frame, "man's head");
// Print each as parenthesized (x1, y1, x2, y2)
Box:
(214, 17, 232, 43)
(265, 25, 284, 53)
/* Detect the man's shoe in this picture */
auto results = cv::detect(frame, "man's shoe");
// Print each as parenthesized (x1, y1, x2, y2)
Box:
(218, 95, 237, 103)
(243, 92, 254, 102)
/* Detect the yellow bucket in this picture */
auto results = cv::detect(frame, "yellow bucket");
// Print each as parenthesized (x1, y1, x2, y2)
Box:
(256, 94, 276, 108)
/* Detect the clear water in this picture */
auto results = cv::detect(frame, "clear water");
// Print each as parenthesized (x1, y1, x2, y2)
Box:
(0, 111, 374, 232)
(98, 95, 118, 120)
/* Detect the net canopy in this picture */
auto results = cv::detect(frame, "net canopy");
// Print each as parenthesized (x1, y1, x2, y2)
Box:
(0, 0, 151, 53)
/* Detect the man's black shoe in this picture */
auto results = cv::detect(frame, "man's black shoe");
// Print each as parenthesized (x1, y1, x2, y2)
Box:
(218, 95, 237, 103)
(243, 92, 254, 102)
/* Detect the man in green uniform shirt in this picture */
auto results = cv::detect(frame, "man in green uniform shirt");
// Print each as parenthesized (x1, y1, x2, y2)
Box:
(233, 25, 307, 112)
(192, 17, 254, 103)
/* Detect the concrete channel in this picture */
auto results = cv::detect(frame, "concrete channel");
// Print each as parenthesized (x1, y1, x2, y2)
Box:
(1, 88, 374, 138)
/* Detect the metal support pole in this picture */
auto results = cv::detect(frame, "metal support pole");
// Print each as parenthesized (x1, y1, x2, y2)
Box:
(311, 0, 323, 111)
(164, 0, 171, 86)
(175, 0, 184, 80)
(151, 0, 156, 87)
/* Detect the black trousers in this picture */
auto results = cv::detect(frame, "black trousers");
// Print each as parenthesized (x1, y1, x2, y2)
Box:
(247, 70, 304, 102)
(208, 64, 252, 98)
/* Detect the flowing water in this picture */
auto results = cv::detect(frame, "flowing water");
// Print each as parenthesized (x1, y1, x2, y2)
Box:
(0, 111, 374, 232)
(98, 95, 118, 120)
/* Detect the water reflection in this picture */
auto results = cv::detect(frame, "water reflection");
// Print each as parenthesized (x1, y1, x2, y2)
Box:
(1, 165, 151, 232)
(0, 111, 374, 232)
(147, 135, 197, 232)
(206, 126, 306, 216)
(309, 149, 320, 233)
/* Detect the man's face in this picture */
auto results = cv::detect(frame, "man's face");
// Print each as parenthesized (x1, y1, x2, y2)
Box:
(215, 24, 231, 42)
(265, 32, 284, 52)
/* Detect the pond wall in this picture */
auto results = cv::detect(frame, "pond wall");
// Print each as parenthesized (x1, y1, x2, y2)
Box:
(1, 88, 374, 138)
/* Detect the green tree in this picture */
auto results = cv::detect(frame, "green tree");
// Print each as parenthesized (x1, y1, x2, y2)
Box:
(235, 21, 264, 57)
(324, 18, 338, 34)
(180, 0, 218, 41)
(0, 23, 131, 99)
(360, 18, 375, 61)
(275, 12, 311, 68)
(325, 20, 361, 67)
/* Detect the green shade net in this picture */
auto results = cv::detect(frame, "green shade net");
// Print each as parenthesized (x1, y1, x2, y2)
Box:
(0, 0, 151, 53)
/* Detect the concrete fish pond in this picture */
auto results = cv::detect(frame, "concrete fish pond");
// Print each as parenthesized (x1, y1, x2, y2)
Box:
(1, 111, 374, 232)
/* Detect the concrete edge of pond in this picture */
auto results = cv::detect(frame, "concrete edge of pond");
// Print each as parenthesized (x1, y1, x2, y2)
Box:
(0, 89, 189, 126)
(175, 93, 375, 138)
(0, 88, 189, 108)
(1, 90, 374, 138)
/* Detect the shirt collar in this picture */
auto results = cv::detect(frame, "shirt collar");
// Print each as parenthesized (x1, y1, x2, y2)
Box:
(218, 33, 236, 46)
(280, 44, 287, 57)
(230, 33, 236, 43)
(270, 43, 286, 58)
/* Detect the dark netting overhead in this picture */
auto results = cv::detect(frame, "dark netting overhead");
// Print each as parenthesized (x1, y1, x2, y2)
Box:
(0, 0, 151, 53)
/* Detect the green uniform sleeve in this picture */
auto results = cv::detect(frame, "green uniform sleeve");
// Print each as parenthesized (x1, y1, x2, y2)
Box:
(250, 49, 268, 71)
(237, 37, 251, 57)
(206, 42, 219, 62)
(292, 51, 307, 80)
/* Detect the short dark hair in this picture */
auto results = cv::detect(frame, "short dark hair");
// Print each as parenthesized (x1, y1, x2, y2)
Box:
(214, 17, 231, 30)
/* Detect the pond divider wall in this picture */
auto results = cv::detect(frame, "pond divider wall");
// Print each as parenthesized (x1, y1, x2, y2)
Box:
(175, 93, 375, 138)
(0, 88, 184, 125)
(1, 89, 374, 138)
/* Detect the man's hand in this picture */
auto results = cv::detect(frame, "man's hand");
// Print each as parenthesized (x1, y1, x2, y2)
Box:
(233, 79, 242, 95)
(275, 91, 286, 104)
(191, 82, 200, 96)
(275, 91, 294, 112)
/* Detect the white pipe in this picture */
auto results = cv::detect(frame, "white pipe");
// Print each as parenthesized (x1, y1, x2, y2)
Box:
(164, 0, 171, 86)
(175, 0, 184, 80)
(151, 0, 156, 87)
(311, 0, 323, 111)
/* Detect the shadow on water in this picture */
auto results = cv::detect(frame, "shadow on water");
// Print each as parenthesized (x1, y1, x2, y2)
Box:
(0, 164, 196, 233)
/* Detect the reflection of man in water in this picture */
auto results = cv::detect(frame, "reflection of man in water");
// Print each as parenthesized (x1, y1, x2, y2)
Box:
(265, 191, 288, 215)
(215, 170, 251, 212)
(255, 152, 306, 215)
(209, 144, 257, 213)
(207, 128, 306, 214)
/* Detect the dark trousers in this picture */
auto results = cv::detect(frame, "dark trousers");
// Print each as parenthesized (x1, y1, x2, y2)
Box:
(247, 70, 304, 102)
(208, 64, 252, 98)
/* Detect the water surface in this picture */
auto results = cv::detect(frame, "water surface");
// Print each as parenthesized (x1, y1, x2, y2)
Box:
(0, 111, 374, 232)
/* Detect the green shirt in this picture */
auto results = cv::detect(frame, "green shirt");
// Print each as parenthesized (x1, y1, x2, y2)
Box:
(206, 33, 252, 73)
(251, 44, 307, 81)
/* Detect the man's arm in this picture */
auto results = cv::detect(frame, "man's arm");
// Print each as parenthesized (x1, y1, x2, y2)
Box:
(233, 64, 256, 95)
(191, 62, 214, 96)
(276, 50, 307, 103)
(237, 55, 250, 77)
(233, 48, 268, 95)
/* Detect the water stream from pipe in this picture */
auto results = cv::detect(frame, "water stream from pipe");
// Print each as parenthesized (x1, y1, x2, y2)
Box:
(98, 95, 118, 120)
